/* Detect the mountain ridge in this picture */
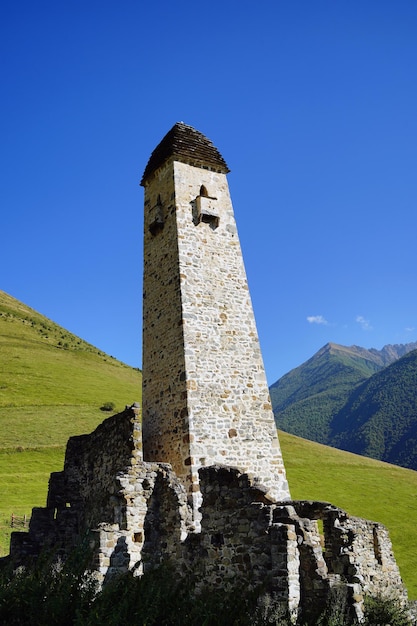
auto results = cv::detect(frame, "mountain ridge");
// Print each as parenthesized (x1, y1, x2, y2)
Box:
(271, 340, 417, 469)
(331, 348, 417, 467)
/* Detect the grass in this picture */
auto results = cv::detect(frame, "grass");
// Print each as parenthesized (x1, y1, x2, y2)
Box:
(0, 290, 141, 557)
(0, 448, 64, 552)
(0, 291, 141, 443)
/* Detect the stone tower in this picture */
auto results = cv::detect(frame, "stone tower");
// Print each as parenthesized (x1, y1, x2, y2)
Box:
(141, 123, 290, 519)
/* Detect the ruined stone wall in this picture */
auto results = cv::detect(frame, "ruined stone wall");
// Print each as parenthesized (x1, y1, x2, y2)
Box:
(90, 459, 190, 582)
(10, 407, 192, 583)
(8, 423, 408, 622)
(182, 467, 407, 623)
(179, 465, 302, 621)
(142, 156, 289, 518)
(178, 469, 326, 623)
(60, 405, 142, 530)
(321, 509, 408, 620)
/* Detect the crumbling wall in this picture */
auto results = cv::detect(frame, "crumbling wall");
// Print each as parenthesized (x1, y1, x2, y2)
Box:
(179, 466, 302, 622)
(90, 460, 191, 583)
(8, 411, 408, 622)
(10, 406, 192, 583)
(321, 507, 408, 620)
(178, 467, 407, 623)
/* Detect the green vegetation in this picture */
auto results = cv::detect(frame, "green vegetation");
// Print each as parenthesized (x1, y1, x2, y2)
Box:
(0, 448, 64, 551)
(0, 290, 141, 557)
(271, 342, 417, 470)
(270, 343, 383, 443)
(100, 401, 116, 412)
(0, 555, 412, 625)
(363, 595, 411, 626)
(332, 350, 417, 468)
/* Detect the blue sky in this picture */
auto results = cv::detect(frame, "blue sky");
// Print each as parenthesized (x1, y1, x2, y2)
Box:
(1, 1, 417, 383)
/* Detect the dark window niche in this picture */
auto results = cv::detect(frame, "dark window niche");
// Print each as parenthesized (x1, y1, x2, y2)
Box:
(149, 219, 164, 235)
(211, 533, 224, 548)
(149, 196, 164, 235)
(201, 213, 219, 229)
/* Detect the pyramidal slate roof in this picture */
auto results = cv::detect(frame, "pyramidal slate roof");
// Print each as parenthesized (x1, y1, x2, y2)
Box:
(141, 122, 230, 185)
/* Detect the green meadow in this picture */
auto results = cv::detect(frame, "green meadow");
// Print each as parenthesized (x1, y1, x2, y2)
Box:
(0, 290, 141, 556)
(281, 431, 417, 599)
(0, 290, 416, 599)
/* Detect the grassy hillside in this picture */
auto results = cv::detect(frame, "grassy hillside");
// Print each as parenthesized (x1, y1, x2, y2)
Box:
(0, 290, 141, 446)
(0, 290, 141, 554)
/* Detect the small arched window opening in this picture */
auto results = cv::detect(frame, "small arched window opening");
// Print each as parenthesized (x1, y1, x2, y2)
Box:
(149, 194, 164, 236)
(194, 185, 219, 228)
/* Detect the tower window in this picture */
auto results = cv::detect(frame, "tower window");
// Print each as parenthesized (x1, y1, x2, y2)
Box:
(195, 188, 219, 229)
(201, 213, 219, 229)
(149, 195, 164, 235)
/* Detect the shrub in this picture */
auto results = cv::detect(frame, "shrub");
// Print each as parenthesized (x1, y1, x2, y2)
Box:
(252, 593, 292, 625)
(100, 402, 115, 412)
(0, 552, 412, 626)
(0, 546, 97, 626)
(363, 594, 411, 626)
(316, 585, 355, 626)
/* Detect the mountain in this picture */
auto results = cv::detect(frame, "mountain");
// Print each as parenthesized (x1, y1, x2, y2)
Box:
(270, 341, 417, 468)
(331, 349, 417, 469)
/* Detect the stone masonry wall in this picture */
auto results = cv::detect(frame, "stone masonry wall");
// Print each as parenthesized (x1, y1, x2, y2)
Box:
(182, 466, 407, 623)
(10, 407, 192, 583)
(142, 156, 290, 521)
(142, 158, 191, 487)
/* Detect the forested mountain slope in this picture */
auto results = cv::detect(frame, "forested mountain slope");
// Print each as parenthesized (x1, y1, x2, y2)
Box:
(331, 349, 417, 469)
(271, 341, 417, 469)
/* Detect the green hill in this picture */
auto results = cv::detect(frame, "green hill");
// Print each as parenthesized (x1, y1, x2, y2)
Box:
(0, 290, 141, 553)
(0, 290, 142, 447)
(0, 294, 416, 599)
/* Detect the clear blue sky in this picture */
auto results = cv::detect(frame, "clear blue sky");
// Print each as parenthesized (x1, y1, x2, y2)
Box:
(2, 1, 417, 383)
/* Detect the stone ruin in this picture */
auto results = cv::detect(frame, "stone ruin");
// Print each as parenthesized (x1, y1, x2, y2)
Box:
(7, 124, 409, 623)
(9, 406, 407, 623)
